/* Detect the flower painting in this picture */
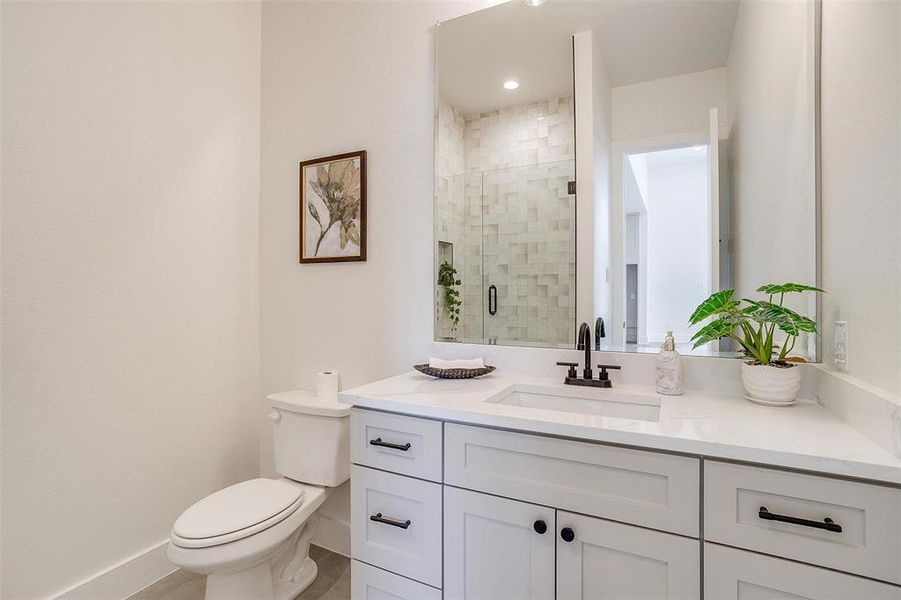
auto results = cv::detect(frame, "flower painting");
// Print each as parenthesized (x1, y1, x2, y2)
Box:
(299, 151, 366, 263)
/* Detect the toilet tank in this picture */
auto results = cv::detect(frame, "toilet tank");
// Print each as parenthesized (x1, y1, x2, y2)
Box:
(267, 390, 350, 487)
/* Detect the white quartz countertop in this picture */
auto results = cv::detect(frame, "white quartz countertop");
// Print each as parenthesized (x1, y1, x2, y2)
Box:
(340, 371, 901, 485)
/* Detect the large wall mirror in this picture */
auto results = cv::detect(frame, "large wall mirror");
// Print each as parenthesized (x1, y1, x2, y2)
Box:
(434, 0, 820, 360)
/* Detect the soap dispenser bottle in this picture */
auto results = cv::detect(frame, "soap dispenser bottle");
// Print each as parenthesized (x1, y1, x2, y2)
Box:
(656, 331, 683, 395)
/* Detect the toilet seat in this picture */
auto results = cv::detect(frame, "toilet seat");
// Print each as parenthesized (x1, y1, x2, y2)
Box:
(171, 478, 305, 549)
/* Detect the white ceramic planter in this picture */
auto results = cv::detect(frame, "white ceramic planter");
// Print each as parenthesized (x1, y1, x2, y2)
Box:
(740, 362, 801, 406)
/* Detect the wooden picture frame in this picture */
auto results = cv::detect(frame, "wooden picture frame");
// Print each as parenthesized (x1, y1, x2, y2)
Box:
(299, 150, 367, 263)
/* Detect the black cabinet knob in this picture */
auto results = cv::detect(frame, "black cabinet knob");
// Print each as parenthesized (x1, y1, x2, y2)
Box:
(560, 527, 575, 542)
(533, 520, 547, 534)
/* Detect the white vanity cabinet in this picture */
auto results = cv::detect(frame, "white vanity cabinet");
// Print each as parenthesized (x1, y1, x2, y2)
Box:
(442, 487, 700, 600)
(349, 407, 901, 599)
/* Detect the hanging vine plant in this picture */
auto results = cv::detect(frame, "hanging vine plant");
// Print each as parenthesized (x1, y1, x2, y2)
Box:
(438, 261, 462, 331)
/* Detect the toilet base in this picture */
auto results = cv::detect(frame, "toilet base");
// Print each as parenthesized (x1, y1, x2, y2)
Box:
(203, 516, 319, 600)
(203, 557, 317, 600)
(274, 557, 317, 600)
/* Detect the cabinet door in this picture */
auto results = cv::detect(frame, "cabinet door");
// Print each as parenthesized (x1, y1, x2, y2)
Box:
(444, 486, 555, 600)
(705, 543, 901, 600)
(557, 511, 700, 599)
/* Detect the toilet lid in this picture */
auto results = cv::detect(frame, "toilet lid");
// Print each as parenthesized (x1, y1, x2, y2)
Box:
(173, 478, 304, 544)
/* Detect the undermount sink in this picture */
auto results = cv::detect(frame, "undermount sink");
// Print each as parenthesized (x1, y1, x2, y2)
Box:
(486, 384, 661, 422)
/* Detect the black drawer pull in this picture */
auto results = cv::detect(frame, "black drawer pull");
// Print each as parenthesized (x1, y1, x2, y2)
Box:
(533, 520, 547, 535)
(369, 437, 411, 451)
(370, 512, 411, 529)
(560, 527, 575, 542)
(758, 506, 843, 533)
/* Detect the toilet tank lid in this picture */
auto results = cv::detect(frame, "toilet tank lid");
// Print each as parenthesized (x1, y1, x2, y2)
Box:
(267, 390, 351, 417)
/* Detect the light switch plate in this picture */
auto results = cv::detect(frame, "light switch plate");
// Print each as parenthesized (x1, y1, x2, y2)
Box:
(834, 320, 848, 368)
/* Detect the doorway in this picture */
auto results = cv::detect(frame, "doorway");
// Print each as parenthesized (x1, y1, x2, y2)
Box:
(622, 143, 713, 348)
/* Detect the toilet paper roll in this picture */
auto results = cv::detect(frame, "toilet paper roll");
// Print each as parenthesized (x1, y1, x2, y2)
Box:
(316, 370, 339, 402)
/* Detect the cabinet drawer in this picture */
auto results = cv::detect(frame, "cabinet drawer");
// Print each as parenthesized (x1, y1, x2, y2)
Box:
(351, 560, 442, 600)
(445, 423, 700, 537)
(350, 465, 442, 587)
(705, 461, 901, 584)
(351, 408, 443, 482)
(705, 543, 901, 599)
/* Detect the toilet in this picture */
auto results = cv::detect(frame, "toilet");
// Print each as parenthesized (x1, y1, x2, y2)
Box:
(167, 390, 350, 600)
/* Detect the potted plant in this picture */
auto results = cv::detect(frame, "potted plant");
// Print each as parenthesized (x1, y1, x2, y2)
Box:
(438, 261, 462, 333)
(688, 283, 823, 406)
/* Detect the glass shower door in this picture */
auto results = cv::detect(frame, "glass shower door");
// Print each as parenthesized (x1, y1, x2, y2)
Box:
(480, 159, 576, 347)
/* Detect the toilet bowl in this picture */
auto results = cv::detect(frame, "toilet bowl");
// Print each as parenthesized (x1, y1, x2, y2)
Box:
(168, 390, 350, 600)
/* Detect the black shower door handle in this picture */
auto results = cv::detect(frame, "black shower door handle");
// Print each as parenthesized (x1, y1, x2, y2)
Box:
(488, 285, 497, 316)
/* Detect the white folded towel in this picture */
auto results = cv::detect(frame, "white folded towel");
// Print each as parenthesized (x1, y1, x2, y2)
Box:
(429, 357, 485, 370)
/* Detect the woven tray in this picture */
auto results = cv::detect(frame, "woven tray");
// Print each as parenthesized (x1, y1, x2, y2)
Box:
(414, 364, 496, 379)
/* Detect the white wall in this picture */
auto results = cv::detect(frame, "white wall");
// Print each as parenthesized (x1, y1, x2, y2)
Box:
(821, 0, 900, 396)
(0, 2, 262, 597)
(258, 0, 491, 463)
(726, 0, 816, 311)
(644, 151, 710, 344)
(611, 68, 728, 142)
(258, 1, 499, 549)
(574, 30, 614, 338)
(592, 31, 614, 341)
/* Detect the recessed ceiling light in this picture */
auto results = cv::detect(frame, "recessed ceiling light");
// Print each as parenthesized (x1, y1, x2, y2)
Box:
(503, 80, 520, 90)
(524, 0, 546, 6)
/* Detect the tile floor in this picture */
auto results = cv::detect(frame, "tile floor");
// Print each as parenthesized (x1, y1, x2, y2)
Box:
(128, 545, 350, 600)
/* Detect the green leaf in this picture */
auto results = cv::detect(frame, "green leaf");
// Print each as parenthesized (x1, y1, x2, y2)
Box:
(745, 300, 817, 336)
(688, 290, 737, 325)
(437, 261, 462, 331)
(756, 283, 824, 295)
(690, 316, 739, 349)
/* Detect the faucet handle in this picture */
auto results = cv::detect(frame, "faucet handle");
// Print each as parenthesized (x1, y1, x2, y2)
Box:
(556, 361, 579, 379)
(596, 364, 621, 382)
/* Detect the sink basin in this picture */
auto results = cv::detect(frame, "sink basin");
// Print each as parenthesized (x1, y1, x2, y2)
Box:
(486, 384, 661, 422)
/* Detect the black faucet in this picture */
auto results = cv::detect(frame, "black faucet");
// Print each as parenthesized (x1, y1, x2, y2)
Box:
(555, 322, 621, 388)
(594, 317, 606, 350)
(577, 322, 593, 380)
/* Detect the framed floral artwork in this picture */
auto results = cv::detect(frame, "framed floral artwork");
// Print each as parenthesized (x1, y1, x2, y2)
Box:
(299, 150, 366, 263)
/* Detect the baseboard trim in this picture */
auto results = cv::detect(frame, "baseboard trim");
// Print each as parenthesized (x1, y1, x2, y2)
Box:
(312, 514, 350, 558)
(52, 539, 176, 600)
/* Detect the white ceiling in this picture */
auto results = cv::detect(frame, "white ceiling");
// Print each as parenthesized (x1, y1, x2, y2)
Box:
(438, 0, 740, 116)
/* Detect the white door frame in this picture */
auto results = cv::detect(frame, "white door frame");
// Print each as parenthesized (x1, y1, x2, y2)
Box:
(611, 130, 709, 349)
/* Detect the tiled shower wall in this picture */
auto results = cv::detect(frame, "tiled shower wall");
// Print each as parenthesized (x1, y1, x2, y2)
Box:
(436, 96, 575, 347)
(435, 102, 466, 340)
